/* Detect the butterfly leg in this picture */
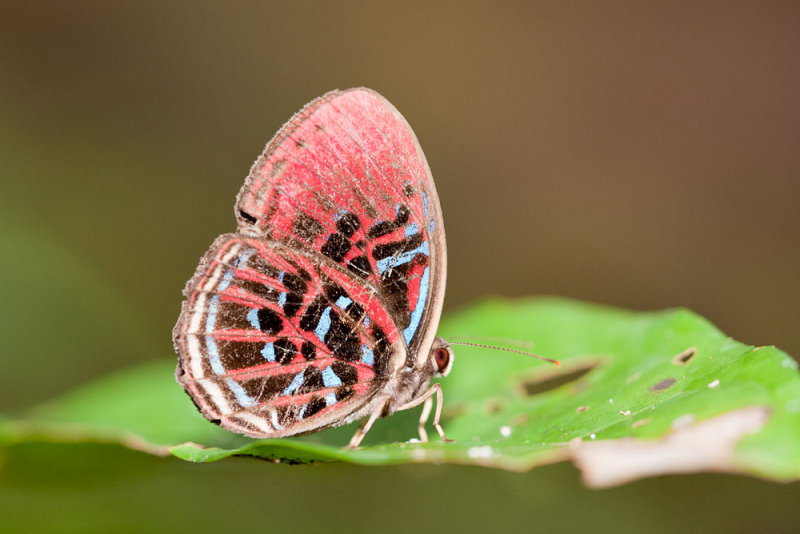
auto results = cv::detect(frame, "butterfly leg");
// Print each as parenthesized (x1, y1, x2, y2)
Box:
(346, 396, 390, 450)
(398, 383, 453, 443)
(417, 396, 433, 442)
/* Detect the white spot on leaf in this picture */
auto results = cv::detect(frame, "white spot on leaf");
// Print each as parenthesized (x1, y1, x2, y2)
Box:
(467, 446, 495, 459)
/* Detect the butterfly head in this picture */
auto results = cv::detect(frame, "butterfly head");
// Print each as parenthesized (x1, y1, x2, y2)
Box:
(430, 337, 454, 377)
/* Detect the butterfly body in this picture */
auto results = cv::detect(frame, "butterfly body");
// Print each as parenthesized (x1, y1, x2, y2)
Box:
(174, 88, 452, 447)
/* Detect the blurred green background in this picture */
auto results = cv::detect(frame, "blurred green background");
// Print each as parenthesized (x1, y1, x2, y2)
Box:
(1, 2, 798, 532)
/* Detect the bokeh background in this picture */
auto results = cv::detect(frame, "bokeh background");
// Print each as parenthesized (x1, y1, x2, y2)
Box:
(1, 2, 798, 532)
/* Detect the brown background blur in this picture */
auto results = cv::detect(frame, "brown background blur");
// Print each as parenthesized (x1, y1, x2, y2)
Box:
(1, 2, 798, 533)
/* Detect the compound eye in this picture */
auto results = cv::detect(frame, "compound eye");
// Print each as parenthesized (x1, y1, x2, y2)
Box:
(434, 347, 450, 373)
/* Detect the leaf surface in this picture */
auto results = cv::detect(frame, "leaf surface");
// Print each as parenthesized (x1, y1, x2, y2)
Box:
(3, 298, 799, 487)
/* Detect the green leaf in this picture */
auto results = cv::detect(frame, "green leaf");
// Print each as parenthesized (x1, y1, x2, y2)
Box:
(3, 298, 799, 487)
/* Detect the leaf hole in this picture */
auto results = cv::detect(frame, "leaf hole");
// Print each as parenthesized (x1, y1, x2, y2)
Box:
(650, 377, 676, 392)
(518, 359, 600, 397)
(672, 347, 697, 365)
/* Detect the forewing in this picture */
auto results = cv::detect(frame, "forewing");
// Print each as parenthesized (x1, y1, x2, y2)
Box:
(173, 234, 403, 438)
(235, 88, 446, 360)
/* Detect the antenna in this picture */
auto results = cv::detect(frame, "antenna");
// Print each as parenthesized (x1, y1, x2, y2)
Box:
(445, 335, 535, 351)
(446, 340, 560, 367)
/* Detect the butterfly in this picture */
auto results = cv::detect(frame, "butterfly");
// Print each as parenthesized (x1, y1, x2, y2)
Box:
(173, 88, 453, 448)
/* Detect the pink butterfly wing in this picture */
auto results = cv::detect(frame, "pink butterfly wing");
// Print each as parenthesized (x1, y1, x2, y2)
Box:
(174, 89, 446, 438)
(236, 89, 446, 360)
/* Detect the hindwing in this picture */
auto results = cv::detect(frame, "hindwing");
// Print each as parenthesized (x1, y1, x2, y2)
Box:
(174, 234, 403, 437)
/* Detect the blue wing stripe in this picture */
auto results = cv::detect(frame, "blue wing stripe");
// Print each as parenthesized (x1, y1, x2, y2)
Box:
(404, 266, 430, 345)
